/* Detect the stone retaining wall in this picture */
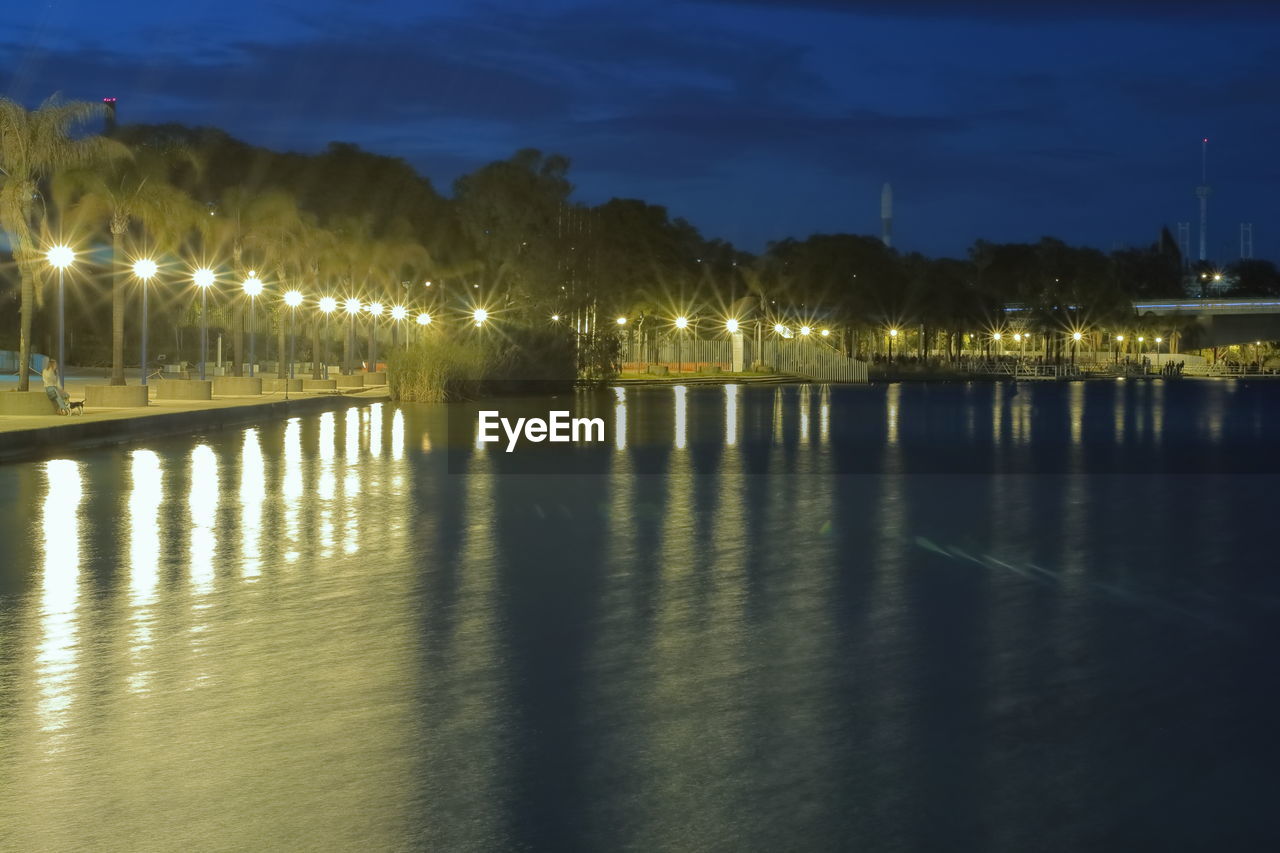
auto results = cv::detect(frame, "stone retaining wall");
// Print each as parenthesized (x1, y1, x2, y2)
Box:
(155, 379, 212, 400)
(84, 384, 149, 408)
(212, 376, 262, 396)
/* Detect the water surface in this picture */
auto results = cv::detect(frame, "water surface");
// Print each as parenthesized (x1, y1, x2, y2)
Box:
(2, 381, 1278, 850)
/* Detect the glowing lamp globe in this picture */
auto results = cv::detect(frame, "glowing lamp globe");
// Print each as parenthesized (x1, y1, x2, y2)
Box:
(46, 245, 75, 269)
(284, 290, 303, 308)
(133, 258, 158, 280)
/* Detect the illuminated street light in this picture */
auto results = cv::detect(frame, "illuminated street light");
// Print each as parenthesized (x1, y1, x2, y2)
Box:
(674, 316, 689, 329)
(551, 314, 561, 322)
(820, 329, 830, 337)
(343, 298, 362, 375)
(389, 305, 408, 349)
(888, 327, 898, 363)
(243, 271, 264, 377)
(318, 296, 337, 379)
(46, 245, 75, 390)
(725, 318, 740, 334)
(473, 308, 489, 326)
(133, 259, 158, 386)
(799, 325, 812, 336)
(773, 323, 786, 334)
(284, 289, 303, 379)
(193, 268, 216, 380)
(366, 302, 385, 374)
(416, 312, 431, 326)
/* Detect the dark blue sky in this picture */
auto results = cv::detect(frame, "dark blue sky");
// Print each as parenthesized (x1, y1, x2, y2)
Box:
(3, 0, 1279, 259)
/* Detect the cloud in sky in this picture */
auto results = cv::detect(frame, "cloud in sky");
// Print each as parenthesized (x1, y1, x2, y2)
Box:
(1, 0, 1277, 259)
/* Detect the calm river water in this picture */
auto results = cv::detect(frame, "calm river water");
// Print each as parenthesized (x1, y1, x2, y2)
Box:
(2, 381, 1279, 851)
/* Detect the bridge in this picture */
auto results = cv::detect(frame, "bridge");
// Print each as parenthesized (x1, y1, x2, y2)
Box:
(1131, 298, 1280, 348)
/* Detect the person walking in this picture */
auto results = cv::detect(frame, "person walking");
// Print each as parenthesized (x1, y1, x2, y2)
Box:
(41, 358, 71, 415)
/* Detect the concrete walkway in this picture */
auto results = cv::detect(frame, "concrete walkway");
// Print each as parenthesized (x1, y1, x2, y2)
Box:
(1, 366, 388, 436)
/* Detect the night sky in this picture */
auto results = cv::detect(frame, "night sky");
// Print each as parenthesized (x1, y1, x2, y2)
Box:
(3, 0, 1278, 259)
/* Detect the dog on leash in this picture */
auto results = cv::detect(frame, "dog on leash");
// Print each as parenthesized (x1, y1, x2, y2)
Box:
(68, 400, 84, 415)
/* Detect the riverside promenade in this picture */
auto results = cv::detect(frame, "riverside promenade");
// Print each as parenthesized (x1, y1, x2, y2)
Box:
(0, 368, 389, 463)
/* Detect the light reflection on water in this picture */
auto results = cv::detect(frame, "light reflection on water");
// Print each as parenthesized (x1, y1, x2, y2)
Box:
(1, 385, 1279, 850)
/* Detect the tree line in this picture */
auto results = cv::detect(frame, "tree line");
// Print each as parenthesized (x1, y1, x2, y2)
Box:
(4, 95, 1277, 389)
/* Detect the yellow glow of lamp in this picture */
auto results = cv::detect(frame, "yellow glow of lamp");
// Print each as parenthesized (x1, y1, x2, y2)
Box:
(1116, 334, 1124, 342)
(391, 305, 408, 321)
(1072, 331, 1083, 341)
(799, 325, 812, 336)
(773, 323, 786, 334)
(193, 268, 215, 288)
(993, 332, 1003, 341)
(46, 245, 75, 269)
(242, 272, 263, 297)
(674, 316, 689, 329)
(1156, 337, 1163, 344)
(473, 308, 488, 325)
(416, 312, 431, 326)
(319, 296, 338, 314)
(551, 314, 561, 322)
(344, 298, 362, 315)
(725, 318, 740, 334)
(820, 329, 830, 337)
(616, 316, 627, 325)
(367, 302, 384, 317)
(132, 258, 157, 280)
(889, 328, 899, 337)
(283, 290, 303, 308)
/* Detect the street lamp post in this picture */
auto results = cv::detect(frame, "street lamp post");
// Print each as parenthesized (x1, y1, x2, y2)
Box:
(343, 298, 361, 375)
(193, 268, 216, 380)
(888, 327, 898, 363)
(416, 311, 431, 346)
(284, 290, 303, 379)
(133, 259, 158, 386)
(674, 316, 689, 374)
(1114, 334, 1123, 365)
(1071, 331, 1082, 367)
(391, 305, 408, 349)
(318, 296, 337, 379)
(367, 302, 384, 373)
(243, 271, 263, 377)
(46, 246, 75, 390)
(1155, 336, 1163, 367)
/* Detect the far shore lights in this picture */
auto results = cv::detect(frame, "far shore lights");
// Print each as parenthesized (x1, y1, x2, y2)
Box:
(889, 328, 899, 337)
(616, 316, 627, 325)
(800, 325, 812, 336)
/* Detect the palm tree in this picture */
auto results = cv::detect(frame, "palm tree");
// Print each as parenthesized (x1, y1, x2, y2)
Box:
(55, 144, 202, 384)
(0, 95, 123, 390)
